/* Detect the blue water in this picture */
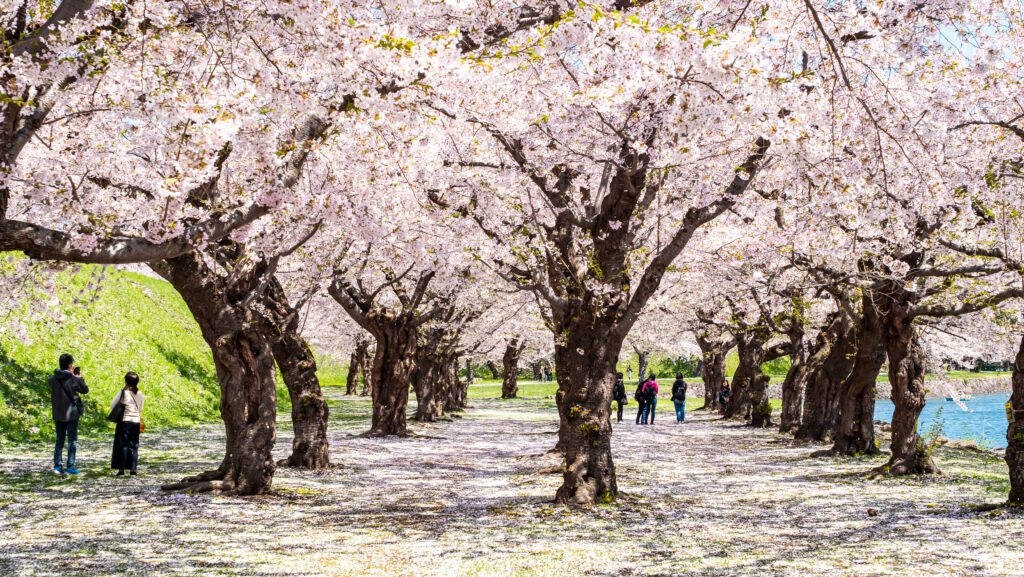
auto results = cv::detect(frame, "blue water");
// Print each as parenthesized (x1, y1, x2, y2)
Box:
(874, 393, 1011, 448)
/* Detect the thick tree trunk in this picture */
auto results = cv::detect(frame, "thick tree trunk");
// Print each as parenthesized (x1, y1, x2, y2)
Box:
(360, 347, 373, 397)
(779, 322, 807, 434)
(1007, 334, 1024, 506)
(696, 335, 730, 411)
(881, 303, 939, 475)
(346, 338, 369, 396)
(367, 324, 417, 436)
(531, 360, 543, 381)
(501, 339, 524, 399)
(725, 332, 771, 425)
(154, 254, 277, 495)
(271, 330, 330, 469)
(553, 319, 620, 505)
(262, 279, 330, 470)
(749, 373, 773, 428)
(413, 335, 454, 422)
(464, 358, 474, 385)
(829, 294, 884, 456)
(795, 315, 857, 443)
(447, 357, 469, 412)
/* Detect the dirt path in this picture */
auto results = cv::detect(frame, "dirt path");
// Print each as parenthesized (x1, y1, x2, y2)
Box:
(1, 391, 1021, 576)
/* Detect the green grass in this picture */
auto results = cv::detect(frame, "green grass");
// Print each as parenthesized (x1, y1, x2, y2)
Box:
(317, 355, 349, 388)
(0, 259, 290, 445)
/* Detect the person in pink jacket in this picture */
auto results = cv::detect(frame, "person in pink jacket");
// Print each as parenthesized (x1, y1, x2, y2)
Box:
(640, 374, 659, 425)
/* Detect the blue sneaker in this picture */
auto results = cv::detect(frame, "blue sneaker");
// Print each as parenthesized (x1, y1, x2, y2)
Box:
(65, 467, 80, 475)
(52, 465, 63, 475)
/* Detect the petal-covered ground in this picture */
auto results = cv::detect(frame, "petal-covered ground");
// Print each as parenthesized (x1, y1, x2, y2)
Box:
(1, 390, 1021, 577)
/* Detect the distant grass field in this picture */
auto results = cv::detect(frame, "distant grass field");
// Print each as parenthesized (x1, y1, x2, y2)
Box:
(0, 260, 291, 445)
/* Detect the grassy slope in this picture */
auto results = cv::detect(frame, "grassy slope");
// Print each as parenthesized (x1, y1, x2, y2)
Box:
(0, 262, 290, 445)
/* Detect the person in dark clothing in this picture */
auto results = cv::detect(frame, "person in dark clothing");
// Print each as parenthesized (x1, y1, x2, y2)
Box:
(640, 374, 659, 425)
(672, 373, 688, 423)
(612, 372, 627, 423)
(634, 378, 647, 425)
(718, 379, 732, 413)
(111, 372, 145, 476)
(50, 353, 88, 475)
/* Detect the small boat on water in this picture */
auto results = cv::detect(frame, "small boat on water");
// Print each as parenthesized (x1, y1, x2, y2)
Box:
(945, 394, 973, 402)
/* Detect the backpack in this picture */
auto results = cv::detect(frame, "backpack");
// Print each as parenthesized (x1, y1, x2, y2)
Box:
(633, 383, 644, 403)
(643, 382, 657, 402)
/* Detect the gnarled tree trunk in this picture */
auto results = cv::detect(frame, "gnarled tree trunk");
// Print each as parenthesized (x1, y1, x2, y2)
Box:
(880, 299, 939, 475)
(695, 334, 731, 412)
(829, 292, 884, 456)
(154, 253, 277, 495)
(346, 338, 369, 396)
(530, 359, 543, 381)
(262, 278, 330, 469)
(795, 314, 857, 443)
(501, 339, 525, 399)
(553, 314, 620, 505)
(779, 320, 807, 434)
(368, 323, 418, 436)
(725, 330, 773, 425)
(1007, 334, 1024, 505)
(413, 330, 457, 422)
(447, 356, 470, 412)
(360, 347, 373, 397)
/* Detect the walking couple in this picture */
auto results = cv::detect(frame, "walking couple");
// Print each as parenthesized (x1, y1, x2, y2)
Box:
(50, 353, 146, 477)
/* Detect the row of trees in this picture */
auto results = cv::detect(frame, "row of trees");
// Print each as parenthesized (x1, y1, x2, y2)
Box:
(2, 1, 1023, 506)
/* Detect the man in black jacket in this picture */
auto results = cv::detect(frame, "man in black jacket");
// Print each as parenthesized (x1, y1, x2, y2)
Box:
(612, 372, 627, 423)
(50, 353, 88, 475)
(672, 374, 688, 423)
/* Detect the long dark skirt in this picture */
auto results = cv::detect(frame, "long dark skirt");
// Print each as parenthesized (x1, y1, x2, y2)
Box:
(111, 421, 141, 471)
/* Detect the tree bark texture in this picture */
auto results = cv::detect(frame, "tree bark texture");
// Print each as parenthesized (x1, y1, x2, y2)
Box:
(695, 333, 731, 411)
(880, 293, 939, 475)
(725, 329, 773, 426)
(552, 313, 621, 505)
(830, 291, 884, 456)
(346, 337, 370, 396)
(778, 319, 807, 434)
(447, 357, 470, 412)
(367, 323, 417, 436)
(261, 278, 330, 469)
(1007, 334, 1024, 505)
(795, 313, 857, 443)
(153, 252, 277, 495)
(412, 326, 459, 422)
(501, 339, 525, 399)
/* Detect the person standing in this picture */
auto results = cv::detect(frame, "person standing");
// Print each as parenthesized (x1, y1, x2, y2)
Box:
(641, 374, 659, 425)
(672, 373, 688, 423)
(634, 378, 647, 425)
(613, 372, 627, 423)
(50, 353, 88, 475)
(110, 372, 145, 476)
(627, 366, 633, 381)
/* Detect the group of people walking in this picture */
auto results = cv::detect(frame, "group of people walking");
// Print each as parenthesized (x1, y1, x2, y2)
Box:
(612, 373, 690, 425)
(49, 353, 146, 476)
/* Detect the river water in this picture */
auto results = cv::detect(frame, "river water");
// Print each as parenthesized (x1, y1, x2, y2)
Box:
(874, 393, 1012, 449)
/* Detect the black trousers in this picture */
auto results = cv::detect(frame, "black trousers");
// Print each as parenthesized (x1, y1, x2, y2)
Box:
(635, 400, 646, 424)
(615, 400, 624, 422)
(111, 421, 141, 471)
